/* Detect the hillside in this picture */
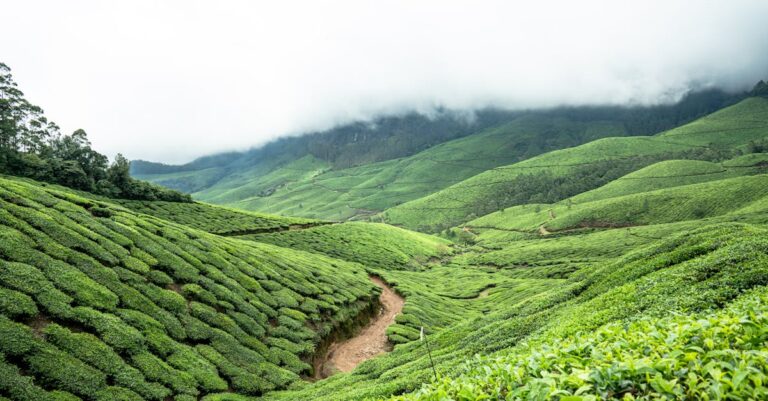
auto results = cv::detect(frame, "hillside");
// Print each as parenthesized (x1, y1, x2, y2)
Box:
(0, 176, 379, 400)
(240, 222, 451, 271)
(252, 220, 768, 401)
(3, 71, 768, 401)
(135, 90, 742, 221)
(198, 116, 628, 221)
(384, 97, 768, 231)
(111, 200, 321, 236)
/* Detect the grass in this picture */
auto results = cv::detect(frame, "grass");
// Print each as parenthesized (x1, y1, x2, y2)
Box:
(0, 176, 378, 400)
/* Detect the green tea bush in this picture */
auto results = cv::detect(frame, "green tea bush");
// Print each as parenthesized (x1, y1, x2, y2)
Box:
(0, 355, 55, 401)
(94, 386, 142, 401)
(0, 288, 37, 318)
(0, 176, 408, 399)
(395, 287, 768, 401)
(26, 344, 107, 398)
(167, 347, 228, 392)
(130, 351, 199, 396)
(71, 307, 145, 353)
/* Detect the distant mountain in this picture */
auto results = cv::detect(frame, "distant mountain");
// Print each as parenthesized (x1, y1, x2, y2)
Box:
(134, 88, 745, 219)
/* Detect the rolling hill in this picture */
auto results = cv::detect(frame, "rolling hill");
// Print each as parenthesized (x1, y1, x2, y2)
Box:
(134, 89, 743, 221)
(3, 74, 768, 401)
(384, 97, 768, 231)
(0, 176, 378, 400)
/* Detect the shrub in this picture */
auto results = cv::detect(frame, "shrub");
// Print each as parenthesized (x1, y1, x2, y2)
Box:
(94, 386, 143, 401)
(26, 344, 107, 398)
(146, 270, 173, 286)
(167, 347, 228, 392)
(90, 206, 112, 218)
(0, 288, 37, 318)
(0, 316, 38, 356)
(41, 259, 119, 311)
(130, 351, 199, 396)
(71, 307, 145, 353)
(0, 355, 52, 401)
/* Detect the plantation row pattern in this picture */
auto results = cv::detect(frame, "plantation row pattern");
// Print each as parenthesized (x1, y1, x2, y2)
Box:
(0, 176, 377, 401)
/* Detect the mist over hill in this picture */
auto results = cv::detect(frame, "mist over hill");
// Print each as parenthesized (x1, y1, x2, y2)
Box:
(5, 2, 768, 400)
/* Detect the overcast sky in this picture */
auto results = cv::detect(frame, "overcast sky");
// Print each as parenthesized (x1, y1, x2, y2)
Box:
(2, 1, 768, 164)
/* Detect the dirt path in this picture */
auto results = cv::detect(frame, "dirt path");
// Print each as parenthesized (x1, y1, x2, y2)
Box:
(316, 276, 404, 378)
(538, 225, 551, 235)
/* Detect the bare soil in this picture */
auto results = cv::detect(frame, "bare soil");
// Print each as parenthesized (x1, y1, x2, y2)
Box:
(316, 276, 405, 378)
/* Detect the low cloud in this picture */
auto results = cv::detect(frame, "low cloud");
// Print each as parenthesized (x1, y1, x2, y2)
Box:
(2, 0, 768, 163)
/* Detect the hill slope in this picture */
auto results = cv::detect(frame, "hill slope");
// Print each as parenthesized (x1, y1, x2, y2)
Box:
(384, 97, 768, 231)
(135, 90, 743, 221)
(0, 176, 378, 400)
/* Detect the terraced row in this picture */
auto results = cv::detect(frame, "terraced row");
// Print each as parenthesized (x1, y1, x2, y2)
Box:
(0, 176, 376, 401)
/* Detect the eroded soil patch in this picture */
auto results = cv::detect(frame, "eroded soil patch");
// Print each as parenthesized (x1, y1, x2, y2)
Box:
(315, 276, 404, 378)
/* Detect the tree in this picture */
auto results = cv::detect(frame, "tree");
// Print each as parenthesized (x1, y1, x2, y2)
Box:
(0, 62, 192, 202)
(50, 129, 109, 190)
(108, 153, 132, 190)
(0, 62, 59, 169)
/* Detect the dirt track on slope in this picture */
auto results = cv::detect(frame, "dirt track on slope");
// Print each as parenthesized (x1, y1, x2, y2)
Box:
(317, 277, 404, 377)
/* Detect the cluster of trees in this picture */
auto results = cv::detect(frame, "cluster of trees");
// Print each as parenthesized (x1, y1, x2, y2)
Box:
(0, 62, 190, 201)
(752, 80, 768, 97)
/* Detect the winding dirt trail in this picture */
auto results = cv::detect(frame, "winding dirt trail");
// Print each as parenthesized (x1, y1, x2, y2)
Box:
(316, 276, 404, 378)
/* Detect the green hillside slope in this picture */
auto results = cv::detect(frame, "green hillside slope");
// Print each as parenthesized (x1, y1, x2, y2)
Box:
(395, 285, 768, 400)
(112, 200, 320, 236)
(260, 222, 768, 401)
(384, 97, 768, 231)
(468, 174, 768, 234)
(240, 222, 451, 271)
(195, 116, 630, 220)
(3, 84, 768, 401)
(0, 176, 378, 400)
(135, 89, 742, 221)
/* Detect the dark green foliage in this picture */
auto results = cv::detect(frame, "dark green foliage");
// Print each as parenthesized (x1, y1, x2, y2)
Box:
(131, 351, 199, 396)
(0, 354, 56, 401)
(26, 344, 107, 397)
(752, 79, 768, 97)
(94, 387, 143, 401)
(0, 316, 37, 356)
(0, 62, 190, 201)
(0, 288, 37, 318)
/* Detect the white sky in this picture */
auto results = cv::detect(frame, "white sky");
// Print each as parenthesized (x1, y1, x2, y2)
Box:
(2, 0, 768, 164)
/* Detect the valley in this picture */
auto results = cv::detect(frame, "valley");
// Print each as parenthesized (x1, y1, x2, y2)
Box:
(2, 55, 768, 401)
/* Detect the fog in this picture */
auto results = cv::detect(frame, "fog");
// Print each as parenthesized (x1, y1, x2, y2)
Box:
(2, 0, 767, 163)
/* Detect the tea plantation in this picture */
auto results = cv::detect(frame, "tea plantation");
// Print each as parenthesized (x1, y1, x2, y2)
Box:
(0, 176, 378, 401)
(255, 219, 768, 401)
(3, 97, 768, 401)
(112, 200, 320, 235)
(383, 97, 768, 231)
